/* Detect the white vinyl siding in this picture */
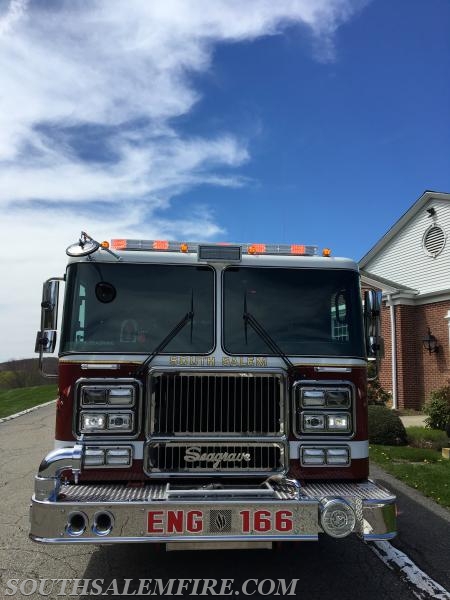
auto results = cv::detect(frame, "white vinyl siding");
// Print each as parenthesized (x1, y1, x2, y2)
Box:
(365, 199, 450, 295)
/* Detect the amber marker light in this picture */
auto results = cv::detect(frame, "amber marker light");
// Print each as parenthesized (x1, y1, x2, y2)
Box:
(153, 240, 169, 250)
(322, 248, 332, 257)
(111, 239, 127, 250)
(248, 244, 266, 254)
(291, 244, 306, 255)
(180, 243, 188, 253)
(100, 241, 110, 249)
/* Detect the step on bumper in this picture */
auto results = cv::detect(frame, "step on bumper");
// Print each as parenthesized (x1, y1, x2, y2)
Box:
(30, 479, 396, 544)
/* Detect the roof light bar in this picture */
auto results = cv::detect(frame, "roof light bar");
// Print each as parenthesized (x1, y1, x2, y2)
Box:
(245, 243, 318, 256)
(110, 239, 319, 256)
(111, 239, 196, 253)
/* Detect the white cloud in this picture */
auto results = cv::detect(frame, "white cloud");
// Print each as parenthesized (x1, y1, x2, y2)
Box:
(0, 0, 367, 359)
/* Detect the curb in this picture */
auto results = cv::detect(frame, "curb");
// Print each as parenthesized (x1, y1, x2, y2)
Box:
(0, 399, 56, 424)
(370, 462, 450, 522)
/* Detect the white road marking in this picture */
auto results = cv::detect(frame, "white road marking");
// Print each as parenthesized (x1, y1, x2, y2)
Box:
(0, 399, 56, 424)
(369, 540, 450, 599)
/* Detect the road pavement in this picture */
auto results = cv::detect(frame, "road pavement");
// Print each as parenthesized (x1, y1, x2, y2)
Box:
(0, 404, 449, 599)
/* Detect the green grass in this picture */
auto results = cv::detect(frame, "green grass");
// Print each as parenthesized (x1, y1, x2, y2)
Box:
(0, 385, 57, 419)
(406, 426, 449, 450)
(370, 444, 450, 509)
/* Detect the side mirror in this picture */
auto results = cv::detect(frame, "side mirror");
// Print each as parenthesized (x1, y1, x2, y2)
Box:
(35, 329, 57, 354)
(364, 289, 382, 379)
(35, 278, 63, 378)
(41, 280, 60, 331)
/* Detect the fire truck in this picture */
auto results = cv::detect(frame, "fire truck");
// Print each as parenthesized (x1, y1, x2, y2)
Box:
(30, 232, 396, 549)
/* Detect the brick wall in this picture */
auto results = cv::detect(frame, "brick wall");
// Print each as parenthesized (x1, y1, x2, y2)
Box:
(379, 303, 392, 394)
(378, 299, 450, 409)
(416, 301, 450, 404)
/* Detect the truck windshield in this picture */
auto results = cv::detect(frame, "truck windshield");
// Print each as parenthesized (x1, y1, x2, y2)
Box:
(223, 267, 365, 358)
(61, 263, 215, 354)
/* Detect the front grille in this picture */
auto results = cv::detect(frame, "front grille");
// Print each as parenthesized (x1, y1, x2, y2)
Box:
(146, 442, 285, 475)
(150, 372, 284, 436)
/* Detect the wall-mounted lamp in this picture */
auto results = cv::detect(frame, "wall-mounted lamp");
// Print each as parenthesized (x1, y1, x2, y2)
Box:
(426, 207, 436, 217)
(422, 327, 439, 354)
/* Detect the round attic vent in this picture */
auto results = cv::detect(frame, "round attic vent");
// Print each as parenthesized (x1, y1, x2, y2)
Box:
(423, 225, 446, 257)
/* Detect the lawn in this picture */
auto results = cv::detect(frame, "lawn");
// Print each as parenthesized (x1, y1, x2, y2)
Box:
(0, 385, 57, 419)
(370, 444, 450, 509)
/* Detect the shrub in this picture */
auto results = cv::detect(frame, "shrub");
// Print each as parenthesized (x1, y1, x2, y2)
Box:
(368, 405, 407, 445)
(367, 378, 391, 406)
(406, 426, 449, 450)
(423, 385, 450, 431)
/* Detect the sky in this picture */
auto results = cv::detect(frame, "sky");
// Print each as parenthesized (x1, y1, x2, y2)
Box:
(0, 0, 449, 361)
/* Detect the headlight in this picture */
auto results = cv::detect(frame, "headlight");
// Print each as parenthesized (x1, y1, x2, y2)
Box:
(299, 387, 350, 408)
(303, 414, 326, 431)
(299, 446, 350, 467)
(302, 448, 325, 464)
(327, 414, 351, 432)
(79, 411, 134, 434)
(83, 446, 133, 468)
(80, 413, 106, 432)
(326, 448, 349, 465)
(302, 413, 351, 433)
(300, 446, 350, 466)
(108, 387, 134, 405)
(84, 448, 105, 466)
(325, 390, 350, 408)
(81, 385, 135, 407)
(106, 448, 132, 466)
(296, 385, 353, 436)
(302, 390, 326, 407)
(107, 413, 134, 432)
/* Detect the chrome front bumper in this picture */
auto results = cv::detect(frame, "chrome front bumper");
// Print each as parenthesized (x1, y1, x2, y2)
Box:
(30, 448, 396, 544)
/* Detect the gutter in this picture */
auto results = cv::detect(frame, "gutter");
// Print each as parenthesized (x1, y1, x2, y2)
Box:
(386, 294, 398, 410)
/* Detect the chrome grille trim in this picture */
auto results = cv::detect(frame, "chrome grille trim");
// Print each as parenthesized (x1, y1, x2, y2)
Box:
(149, 371, 285, 437)
(144, 440, 287, 477)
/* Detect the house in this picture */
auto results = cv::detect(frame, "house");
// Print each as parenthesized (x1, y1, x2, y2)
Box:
(359, 190, 450, 410)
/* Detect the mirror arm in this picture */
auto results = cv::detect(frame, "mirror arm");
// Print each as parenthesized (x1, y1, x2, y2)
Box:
(37, 340, 58, 379)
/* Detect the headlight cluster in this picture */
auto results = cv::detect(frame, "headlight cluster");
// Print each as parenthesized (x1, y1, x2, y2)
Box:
(80, 411, 134, 433)
(301, 388, 350, 408)
(301, 446, 350, 466)
(81, 386, 135, 406)
(84, 446, 133, 468)
(302, 412, 351, 433)
(295, 384, 353, 436)
(77, 382, 139, 436)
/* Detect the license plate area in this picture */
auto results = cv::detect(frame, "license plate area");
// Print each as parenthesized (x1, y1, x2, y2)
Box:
(146, 502, 317, 538)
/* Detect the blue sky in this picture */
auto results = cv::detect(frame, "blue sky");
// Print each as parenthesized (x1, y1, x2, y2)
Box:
(173, 0, 450, 256)
(0, 0, 449, 360)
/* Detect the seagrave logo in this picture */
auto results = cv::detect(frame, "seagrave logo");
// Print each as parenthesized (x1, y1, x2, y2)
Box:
(183, 446, 251, 468)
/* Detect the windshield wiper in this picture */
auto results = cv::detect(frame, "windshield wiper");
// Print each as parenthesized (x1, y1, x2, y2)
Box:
(243, 293, 293, 370)
(136, 292, 194, 376)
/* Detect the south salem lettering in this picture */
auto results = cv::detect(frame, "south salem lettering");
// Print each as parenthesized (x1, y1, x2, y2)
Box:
(184, 446, 251, 468)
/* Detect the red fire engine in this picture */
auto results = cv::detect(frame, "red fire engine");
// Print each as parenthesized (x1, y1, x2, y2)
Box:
(30, 232, 396, 549)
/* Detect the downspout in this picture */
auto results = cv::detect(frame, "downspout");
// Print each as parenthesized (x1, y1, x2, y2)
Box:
(386, 294, 398, 410)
